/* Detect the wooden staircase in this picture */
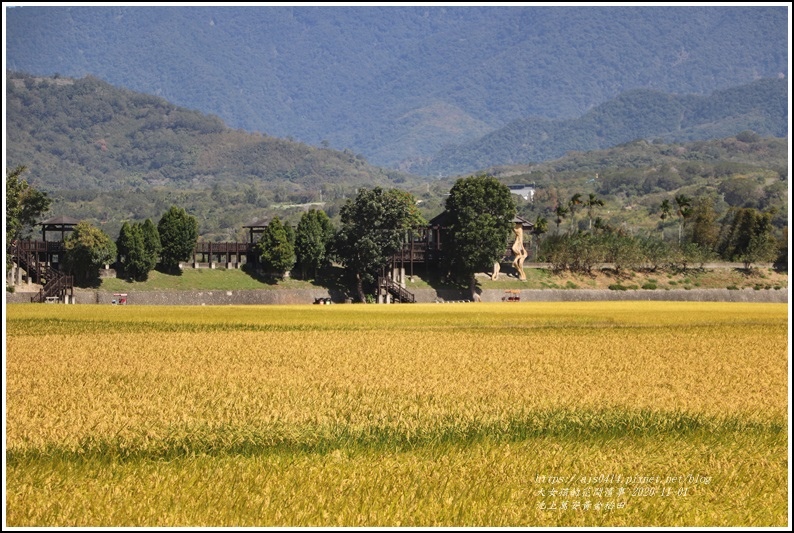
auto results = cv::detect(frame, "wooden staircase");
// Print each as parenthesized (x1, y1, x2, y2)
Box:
(378, 276, 415, 303)
(8, 241, 74, 303)
(31, 264, 74, 303)
(11, 243, 44, 285)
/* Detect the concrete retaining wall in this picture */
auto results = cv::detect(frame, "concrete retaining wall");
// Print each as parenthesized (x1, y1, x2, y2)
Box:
(5, 287, 787, 305)
(79, 288, 338, 305)
(411, 288, 787, 303)
(474, 288, 788, 303)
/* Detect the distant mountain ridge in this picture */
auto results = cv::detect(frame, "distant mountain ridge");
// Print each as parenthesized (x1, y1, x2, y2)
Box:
(5, 5, 788, 169)
(407, 77, 788, 176)
(5, 72, 415, 194)
(4, 71, 788, 245)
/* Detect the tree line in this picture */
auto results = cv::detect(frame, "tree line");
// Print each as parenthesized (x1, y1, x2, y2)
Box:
(8, 166, 518, 301)
(8, 165, 784, 300)
(535, 191, 783, 274)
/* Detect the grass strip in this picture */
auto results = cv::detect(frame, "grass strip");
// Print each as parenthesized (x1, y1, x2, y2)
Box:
(8, 407, 784, 465)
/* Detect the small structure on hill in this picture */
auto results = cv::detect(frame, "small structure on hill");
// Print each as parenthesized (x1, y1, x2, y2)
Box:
(508, 184, 536, 202)
(243, 218, 270, 244)
(41, 215, 79, 243)
(379, 211, 534, 302)
(9, 216, 76, 302)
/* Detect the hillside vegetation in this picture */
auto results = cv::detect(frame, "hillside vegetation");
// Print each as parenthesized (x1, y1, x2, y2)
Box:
(420, 135, 788, 243)
(410, 78, 788, 176)
(5, 72, 788, 246)
(6, 6, 788, 168)
(6, 71, 420, 240)
(6, 72, 412, 191)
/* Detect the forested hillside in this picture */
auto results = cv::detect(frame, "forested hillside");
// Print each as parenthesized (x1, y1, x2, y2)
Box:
(409, 78, 789, 176)
(5, 72, 420, 241)
(6, 72, 787, 247)
(486, 136, 788, 241)
(5, 72, 415, 191)
(6, 5, 788, 168)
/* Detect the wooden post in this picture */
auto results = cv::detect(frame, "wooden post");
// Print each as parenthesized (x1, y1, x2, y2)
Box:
(410, 229, 414, 280)
(400, 234, 405, 287)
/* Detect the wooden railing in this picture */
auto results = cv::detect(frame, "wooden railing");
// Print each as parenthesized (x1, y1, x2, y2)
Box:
(194, 242, 252, 254)
(14, 239, 65, 254)
(8, 240, 73, 303)
(10, 241, 45, 285)
(391, 239, 530, 264)
(378, 276, 415, 303)
(31, 267, 74, 303)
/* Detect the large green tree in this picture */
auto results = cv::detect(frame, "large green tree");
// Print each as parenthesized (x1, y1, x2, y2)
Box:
(116, 219, 160, 281)
(295, 209, 335, 279)
(335, 187, 425, 302)
(6, 165, 51, 249)
(157, 206, 199, 274)
(62, 221, 116, 286)
(140, 218, 162, 272)
(718, 207, 778, 270)
(444, 174, 515, 299)
(688, 197, 720, 250)
(116, 222, 148, 281)
(256, 216, 296, 279)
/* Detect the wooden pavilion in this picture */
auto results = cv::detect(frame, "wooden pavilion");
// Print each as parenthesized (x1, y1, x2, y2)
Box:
(9, 216, 77, 302)
(14, 215, 79, 275)
(41, 215, 80, 243)
(243, 218, 271, 244)
(378, 211, 535, 303)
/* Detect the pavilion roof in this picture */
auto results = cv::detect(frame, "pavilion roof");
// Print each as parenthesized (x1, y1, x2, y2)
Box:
(242, 218, 270, 228)
(41, 215, 80, 226)
(513, 215, 534, 228)
(428, 210, 451, 227)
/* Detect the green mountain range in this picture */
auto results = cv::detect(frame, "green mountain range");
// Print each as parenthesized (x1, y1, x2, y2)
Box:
(5, 71, 420, 241)
(5, 71, 788, 244)
(409, 78, 788, 176)
(5, 72, 415, 193)
(6, 5, 788, 170)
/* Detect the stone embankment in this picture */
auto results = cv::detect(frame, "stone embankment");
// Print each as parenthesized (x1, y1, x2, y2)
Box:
(5, 287, 788, 305)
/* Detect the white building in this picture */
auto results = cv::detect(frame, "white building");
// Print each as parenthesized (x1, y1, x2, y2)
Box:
(508, 184, 535, 202)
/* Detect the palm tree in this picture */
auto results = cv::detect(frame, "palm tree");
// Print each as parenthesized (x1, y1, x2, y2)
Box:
(593, 217, 610, 234)
(554, 205, 569, 233)
(532, 215, 548, 259)
(533, 215, 549, 236)
(659, 199, 672, 221)
(674, 194, 692, 244)
(568, 193, 582, 231)
(659, 199, 672, 239)
(585, 193, 604, 231)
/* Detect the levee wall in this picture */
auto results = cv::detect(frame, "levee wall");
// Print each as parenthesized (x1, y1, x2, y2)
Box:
(5, 287, 788, 305)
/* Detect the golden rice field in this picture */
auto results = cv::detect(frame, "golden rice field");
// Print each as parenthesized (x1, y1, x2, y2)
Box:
(5, 301, 789, 527)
